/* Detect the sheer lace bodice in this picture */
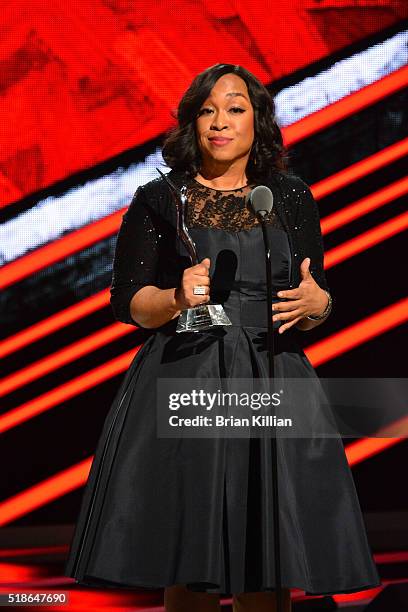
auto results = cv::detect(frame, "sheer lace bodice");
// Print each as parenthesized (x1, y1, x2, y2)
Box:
(185, 178, 285, 232)
(183, 178, 292, 320)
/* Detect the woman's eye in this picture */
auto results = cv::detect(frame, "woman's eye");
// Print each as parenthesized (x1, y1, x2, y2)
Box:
(198, 107, 245, 116)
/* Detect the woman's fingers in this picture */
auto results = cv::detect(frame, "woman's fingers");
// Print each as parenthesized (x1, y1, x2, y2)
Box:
(277, 288, 301, 299)
(279, 315, 302, 333)
(272, 300, 299, 314)
(179, 260, 212, 308)
(192, 273, 211, 285)
(273, 308, 302, 323)
(272, 300, 302, 322)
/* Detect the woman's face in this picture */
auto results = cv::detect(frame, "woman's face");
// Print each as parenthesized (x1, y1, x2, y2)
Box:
(195, 73, 255, 169)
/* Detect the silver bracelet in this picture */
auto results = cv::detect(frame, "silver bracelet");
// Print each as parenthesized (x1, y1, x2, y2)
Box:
(307, 290, 332, 321)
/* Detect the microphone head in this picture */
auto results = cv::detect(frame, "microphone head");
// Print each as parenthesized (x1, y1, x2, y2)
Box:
(245, 185, 274, 218)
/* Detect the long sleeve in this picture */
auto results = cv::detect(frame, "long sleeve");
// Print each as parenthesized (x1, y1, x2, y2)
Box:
(110, 185, 160, 325)
(293, 177, 330, 293)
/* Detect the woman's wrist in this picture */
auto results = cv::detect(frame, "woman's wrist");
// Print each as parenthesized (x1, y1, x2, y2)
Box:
(307, 289, 332, 321)
(295, 288, 332, 331)
(170, 287, 183, 319)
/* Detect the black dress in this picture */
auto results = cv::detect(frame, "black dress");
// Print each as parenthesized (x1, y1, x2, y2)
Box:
(64, 177, 381, 597)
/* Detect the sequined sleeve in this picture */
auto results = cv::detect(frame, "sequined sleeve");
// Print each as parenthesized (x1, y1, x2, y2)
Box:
(294, 178, 330, 293)
(110, 186, 159, 325)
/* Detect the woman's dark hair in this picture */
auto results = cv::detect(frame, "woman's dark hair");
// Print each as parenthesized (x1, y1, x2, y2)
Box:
(161, 63, 288, 181)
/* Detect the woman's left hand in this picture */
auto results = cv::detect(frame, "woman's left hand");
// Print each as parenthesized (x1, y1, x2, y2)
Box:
(272, 258, 329, 333)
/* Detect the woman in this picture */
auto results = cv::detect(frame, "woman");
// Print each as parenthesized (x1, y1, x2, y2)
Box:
(64, 63, 380, 611)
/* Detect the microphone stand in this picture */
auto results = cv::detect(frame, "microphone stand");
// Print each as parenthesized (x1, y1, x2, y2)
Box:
(258, 213, 284, 612)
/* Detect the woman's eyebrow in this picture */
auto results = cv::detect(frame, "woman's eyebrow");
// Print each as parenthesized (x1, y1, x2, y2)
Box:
(203, 92, 249, 104)
(225, 92, 248, 100)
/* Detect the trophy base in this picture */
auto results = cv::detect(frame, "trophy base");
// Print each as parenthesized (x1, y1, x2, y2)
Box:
(176, 304, 232, 333)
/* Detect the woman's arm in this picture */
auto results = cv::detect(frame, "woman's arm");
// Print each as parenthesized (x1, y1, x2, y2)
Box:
(271, 177, 333, 333)
(131, 258, 212, 328)
(293, 178, 332, 331)
(110, 185, 163, 326)
(110, 184, 212, 329)
(129, 286, 182, 329)
(273, 257, 332, 333)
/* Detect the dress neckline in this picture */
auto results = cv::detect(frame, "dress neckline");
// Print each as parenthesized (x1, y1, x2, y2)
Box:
(191, 177, 251, 192)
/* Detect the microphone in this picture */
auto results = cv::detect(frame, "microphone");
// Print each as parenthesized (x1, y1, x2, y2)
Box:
(246, 183, 284, 612)
(245, 185, 274, 218)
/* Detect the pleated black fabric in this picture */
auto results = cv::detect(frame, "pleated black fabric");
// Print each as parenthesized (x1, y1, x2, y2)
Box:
(64, 196, 381, 597)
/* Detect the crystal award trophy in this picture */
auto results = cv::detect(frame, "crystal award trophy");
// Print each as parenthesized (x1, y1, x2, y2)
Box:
(156, 168, 232, 333)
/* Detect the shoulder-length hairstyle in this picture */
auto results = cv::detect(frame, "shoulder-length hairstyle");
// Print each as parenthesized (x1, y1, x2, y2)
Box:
(161, 63, 288, 182)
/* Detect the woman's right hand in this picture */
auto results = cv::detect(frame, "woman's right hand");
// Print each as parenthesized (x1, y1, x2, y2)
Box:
(175, 257, 211, 310)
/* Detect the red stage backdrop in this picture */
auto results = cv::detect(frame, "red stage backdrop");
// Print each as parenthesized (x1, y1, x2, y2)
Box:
(0, 1, 407, 531)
